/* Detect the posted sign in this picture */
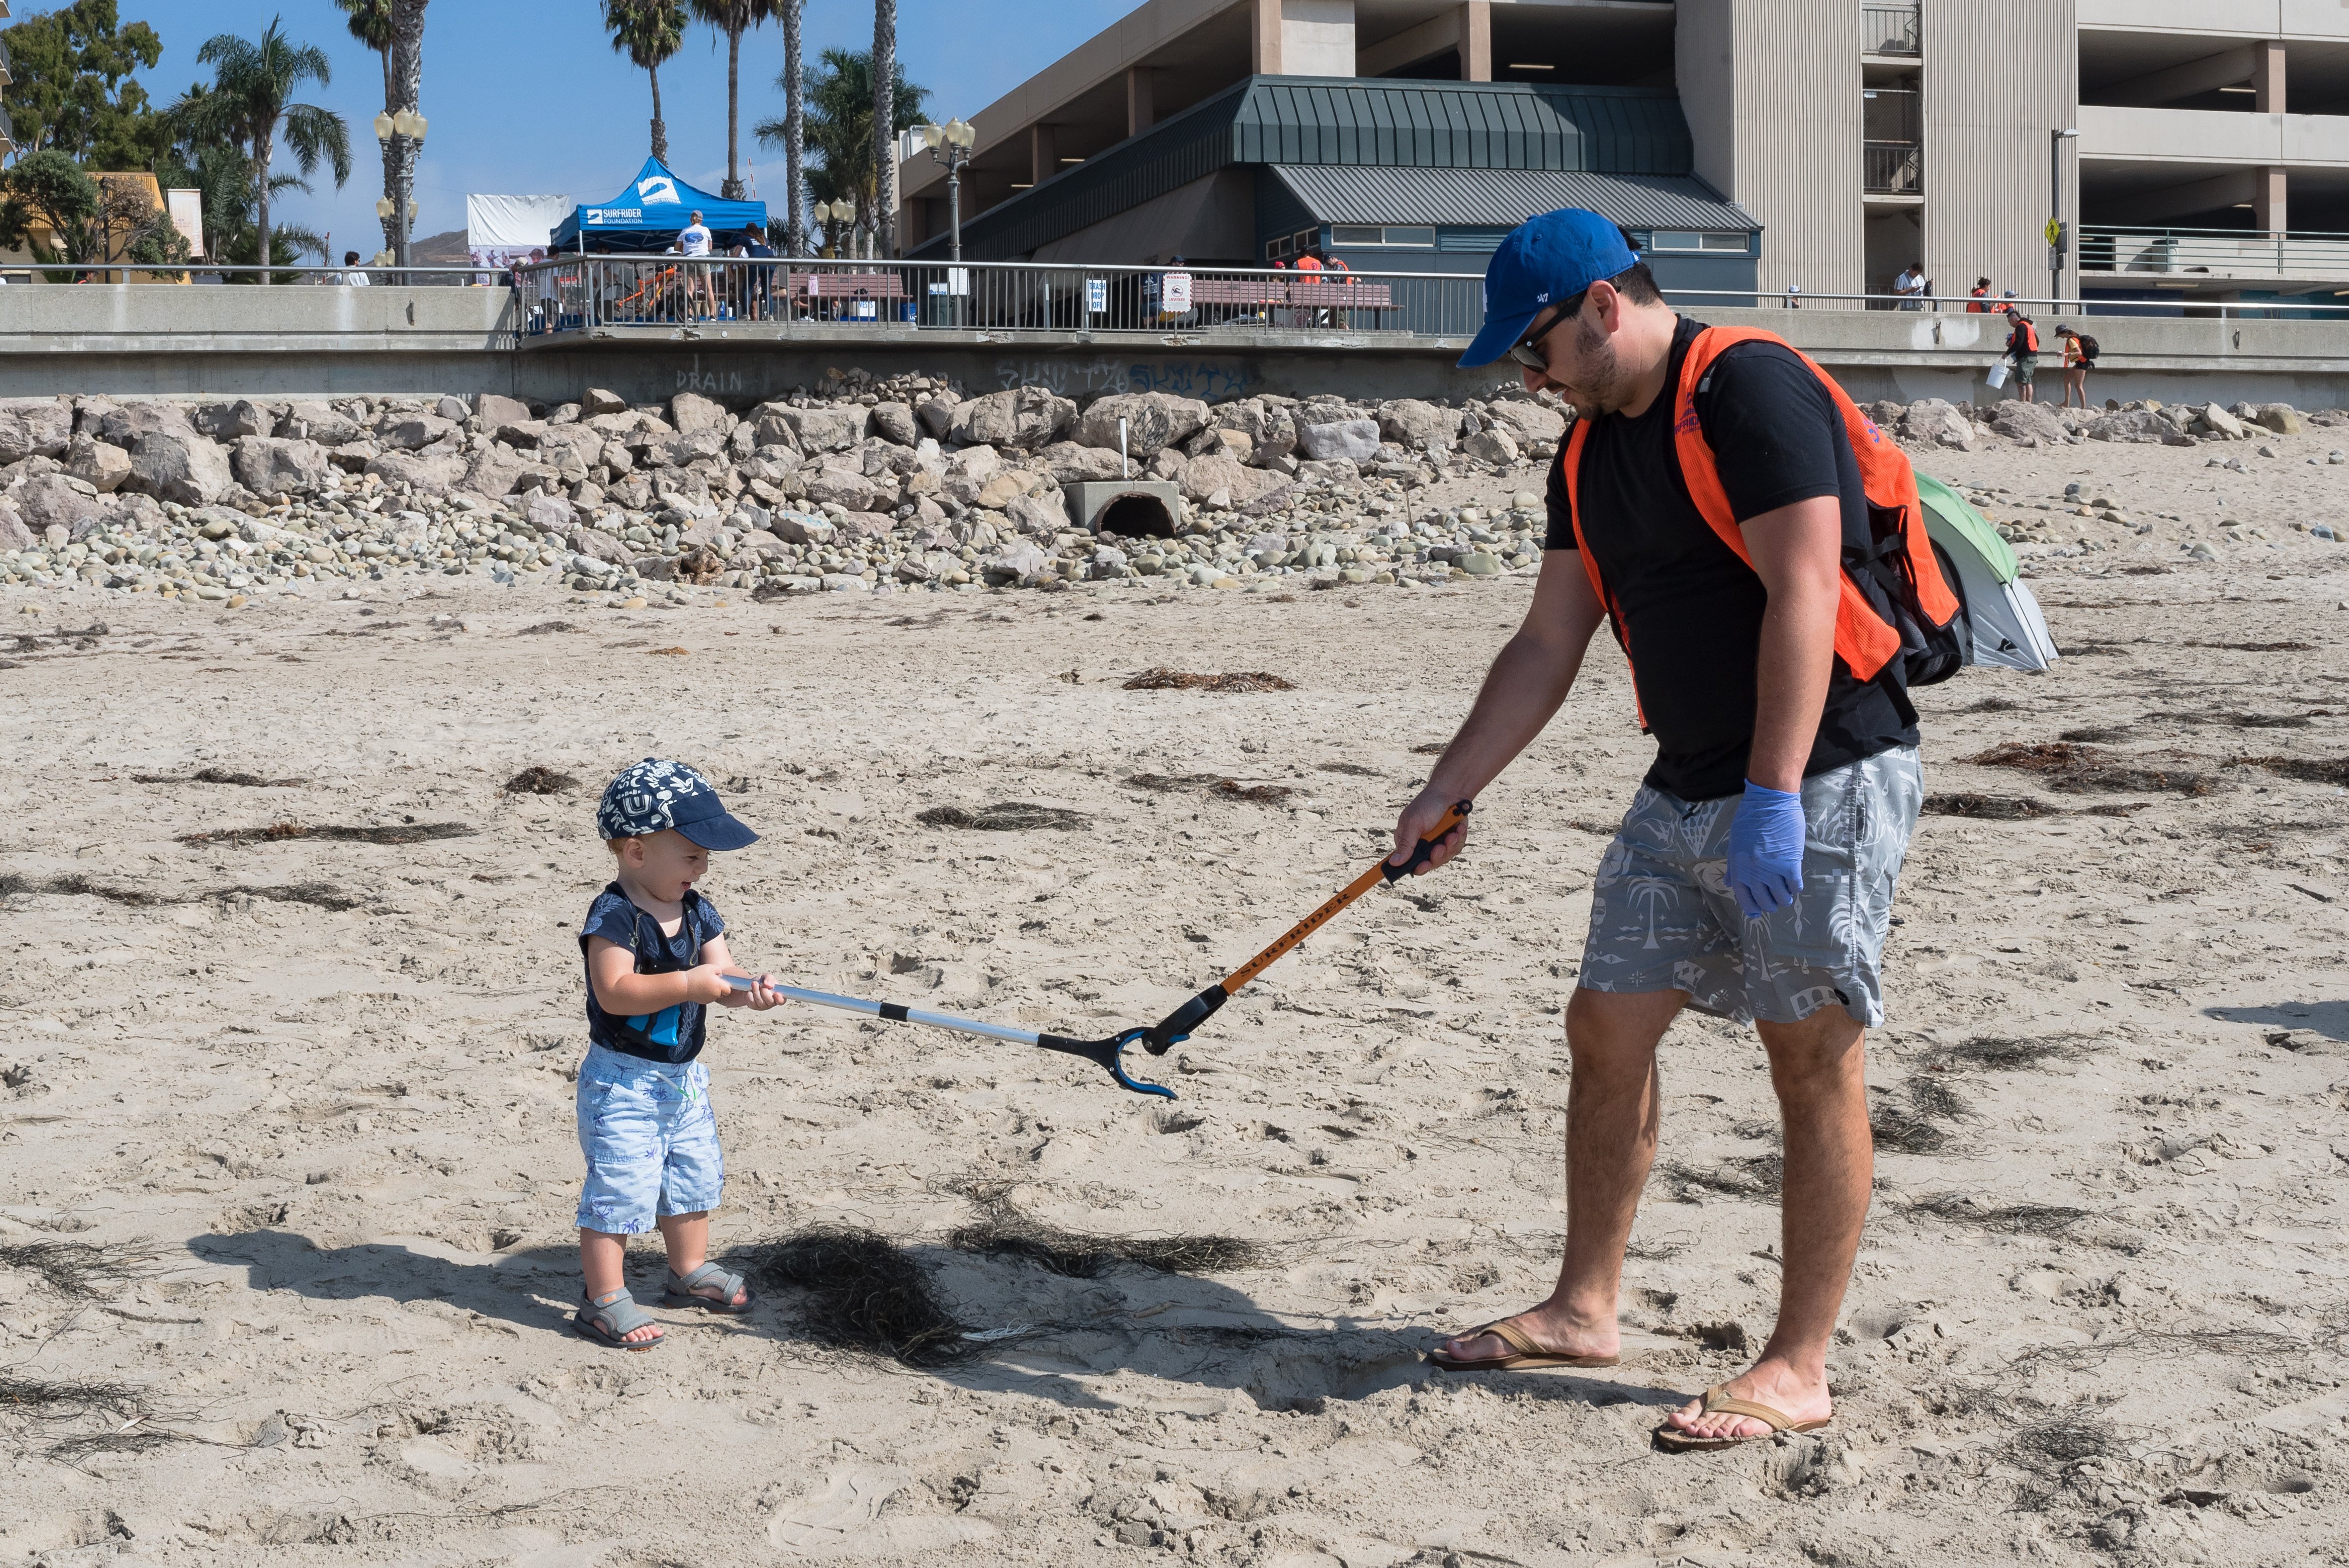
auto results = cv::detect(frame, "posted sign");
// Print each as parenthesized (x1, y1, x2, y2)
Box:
(1160, 271, 1192, 315)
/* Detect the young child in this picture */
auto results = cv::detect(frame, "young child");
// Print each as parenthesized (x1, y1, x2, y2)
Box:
(573, 758, 780, 1351)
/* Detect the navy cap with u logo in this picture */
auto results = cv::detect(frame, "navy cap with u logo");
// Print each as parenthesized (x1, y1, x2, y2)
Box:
(1458, 208, 1641, 369)
(597, 758, 759, 850)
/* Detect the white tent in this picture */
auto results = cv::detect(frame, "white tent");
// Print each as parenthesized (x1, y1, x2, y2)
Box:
(465, 194, 573, 270)
(1916, 472, 2059, 673)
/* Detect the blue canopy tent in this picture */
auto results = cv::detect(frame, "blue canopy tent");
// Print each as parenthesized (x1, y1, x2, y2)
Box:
(550, 157, 768, 253)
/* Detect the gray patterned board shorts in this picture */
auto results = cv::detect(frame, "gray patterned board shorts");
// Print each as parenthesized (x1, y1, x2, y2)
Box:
(1580, 747, 1924, 1028)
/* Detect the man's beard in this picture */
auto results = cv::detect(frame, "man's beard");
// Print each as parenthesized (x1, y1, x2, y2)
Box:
(1561, 315, 1631, 416)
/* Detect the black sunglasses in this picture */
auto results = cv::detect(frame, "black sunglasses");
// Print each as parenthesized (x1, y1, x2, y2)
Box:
(1506, 289, 1591, 373)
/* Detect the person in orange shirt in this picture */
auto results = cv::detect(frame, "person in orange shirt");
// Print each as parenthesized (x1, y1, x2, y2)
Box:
(1968, 277, 1990, 314)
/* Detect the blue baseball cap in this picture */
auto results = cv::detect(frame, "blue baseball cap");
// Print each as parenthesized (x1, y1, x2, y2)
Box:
(597, 758, 759, 850)
(1458, 208, 1642, 369)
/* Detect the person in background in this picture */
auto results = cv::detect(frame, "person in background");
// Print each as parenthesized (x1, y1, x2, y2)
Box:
(1968, 277, 1990, 313)
(677, 209, 717, 321)
(337, 250, 372, 287)
(744, 229, 778, 321)
(2004, 309, 2041, 403)
(1892, 262, 1926, 311)
(2055, 324, 2094, 409)
(1998, 289, 2018, 315)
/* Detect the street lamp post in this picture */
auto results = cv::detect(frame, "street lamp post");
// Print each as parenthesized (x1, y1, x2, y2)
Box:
(375, 108, 429, 280)
(2051, 126, 2078, 309)
(920, 119, 976, 324)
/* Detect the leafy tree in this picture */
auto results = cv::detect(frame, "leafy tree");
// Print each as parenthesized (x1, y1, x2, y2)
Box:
(164, 17, 352, 280)
(0, 149, 188, 272)
(331, 0, 427, 264)
(687, 0, 777, 201)
(0, 1, 166, 166)
(605, 0, 688, 164)
(757, 48, 925, 253)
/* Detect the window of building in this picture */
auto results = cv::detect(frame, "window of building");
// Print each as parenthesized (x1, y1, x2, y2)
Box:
(1266, 235, 1292, 260)
(1294, 228, 1319, 254)
(1328, 225, 1437, 248)
(1644, 231, 1750, 252)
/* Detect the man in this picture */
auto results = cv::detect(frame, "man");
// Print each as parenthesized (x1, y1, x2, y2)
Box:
(337, 250, 372, 287)
(743, 229, 779, 320)
(1394, 209, 1931, 1451)
(677, 209, 717, 321)
(2005, 308, 2041, 403)
(1892, 261, 1926, 310)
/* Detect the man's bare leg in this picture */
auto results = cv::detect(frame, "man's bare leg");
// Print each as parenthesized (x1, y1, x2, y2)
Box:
(1664, 1004, 1870, 1440)
(1435, 986, 1682, 1363)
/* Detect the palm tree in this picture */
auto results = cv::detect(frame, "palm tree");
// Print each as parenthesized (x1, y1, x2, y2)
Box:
(779, 0, 807, 254)
(332, 0, 398, 256)
(388, 2, 429, 266)
(167, 17, 352, 282)
(757, 48, 925, 257)
(688, 0, 777, 201)
(873, 0, 896, 256)
(605, 0, 688, 164)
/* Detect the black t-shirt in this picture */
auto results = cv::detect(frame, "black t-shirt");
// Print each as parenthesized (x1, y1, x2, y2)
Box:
(1545, 315, 1918, 801)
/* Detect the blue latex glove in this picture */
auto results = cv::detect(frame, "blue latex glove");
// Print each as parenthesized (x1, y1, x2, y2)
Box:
(1726, 781, 1806, 921)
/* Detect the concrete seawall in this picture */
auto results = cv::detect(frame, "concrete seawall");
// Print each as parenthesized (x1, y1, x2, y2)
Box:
(9, 284, 2349, 409)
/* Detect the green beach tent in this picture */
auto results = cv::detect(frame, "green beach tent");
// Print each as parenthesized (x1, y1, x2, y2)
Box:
(1915, 471, 2060, 673)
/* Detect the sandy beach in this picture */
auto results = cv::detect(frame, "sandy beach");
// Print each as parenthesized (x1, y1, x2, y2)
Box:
(4, 421, 2348, 1567)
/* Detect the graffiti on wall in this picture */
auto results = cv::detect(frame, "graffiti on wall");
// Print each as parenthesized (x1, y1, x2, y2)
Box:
(992, 357, 1254, 400)
(674, 355, 748, 396)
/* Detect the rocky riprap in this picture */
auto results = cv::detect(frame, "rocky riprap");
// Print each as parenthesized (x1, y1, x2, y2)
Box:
(0, 374, 1569, 605)
(5, 376, 2342, 605)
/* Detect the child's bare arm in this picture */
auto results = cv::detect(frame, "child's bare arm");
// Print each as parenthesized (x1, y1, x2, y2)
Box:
(587, 936, 731, 1012)
(699, 935, 781, 1010)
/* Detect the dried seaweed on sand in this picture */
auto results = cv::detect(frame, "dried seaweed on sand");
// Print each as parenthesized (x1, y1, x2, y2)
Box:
(1964, 742, 2212, 796)
(916, 803, 1090, 831)
(0, 1238, 152, 1296)
(1122, 669, 1295, 693)
(735, 1227, 976, 1368)
(946, 1186, 1262, 1277)
(1125, 773, 1294, 804)
(178, 822, 476, 847)
(502, 766, 579, 795)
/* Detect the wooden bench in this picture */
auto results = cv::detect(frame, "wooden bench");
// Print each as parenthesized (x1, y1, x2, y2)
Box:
(1286, 280, 1396, 310)
(1189, 279, 1288, 308)
(798, 272, 909, 300)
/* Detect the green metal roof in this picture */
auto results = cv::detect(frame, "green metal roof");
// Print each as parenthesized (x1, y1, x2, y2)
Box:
(1273, 165, 1754, 232)
(913, 76, 1698, 262)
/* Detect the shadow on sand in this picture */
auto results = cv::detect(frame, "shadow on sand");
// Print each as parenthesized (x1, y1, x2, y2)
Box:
(186, 1229, 1688, 1417)
(2205, 999, 2349, 1042)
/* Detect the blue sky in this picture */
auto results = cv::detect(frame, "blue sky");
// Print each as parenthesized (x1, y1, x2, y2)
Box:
(126, 2, 1136, 250)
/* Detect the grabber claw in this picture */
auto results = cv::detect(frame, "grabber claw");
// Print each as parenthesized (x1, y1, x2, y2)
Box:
(1034, 1027, 1177, 1100)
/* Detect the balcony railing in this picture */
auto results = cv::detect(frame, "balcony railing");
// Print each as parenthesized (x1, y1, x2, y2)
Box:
(1863, 4, 1920, 55)
(1864, 142, 1922, 195)
(2080, 225, 2349, 284)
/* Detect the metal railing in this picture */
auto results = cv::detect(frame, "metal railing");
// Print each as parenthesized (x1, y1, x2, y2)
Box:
(1864, 142, 1923, 195)
(2079, 225, 2349, 284)
(18, 263, 2349, 335)
(1862, 3, 1920, 55)
(0, 260, 499, 285)
(511, 254, 1491, 339)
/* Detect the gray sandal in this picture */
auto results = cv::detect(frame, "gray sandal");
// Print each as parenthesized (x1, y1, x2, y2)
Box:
(574, 1287, 664, 1351)
(663, 1261, 755, 1315)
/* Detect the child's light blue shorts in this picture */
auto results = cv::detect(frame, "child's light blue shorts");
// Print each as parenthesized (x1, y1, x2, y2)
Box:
(574, 1043, 725, 1234)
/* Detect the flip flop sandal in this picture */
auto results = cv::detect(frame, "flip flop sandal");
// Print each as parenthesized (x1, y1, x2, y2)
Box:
(1427, 1317, 1621, 1372)
(574, 1287, 664, 1352)
(662, 1261, 755, 1316)
(1652, 1385, 1831, 1452)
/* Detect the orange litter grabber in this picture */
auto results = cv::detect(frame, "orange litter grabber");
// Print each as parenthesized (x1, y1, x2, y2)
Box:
(1140, 798, 1473, 1055)
(722, 799, 1472, 1100)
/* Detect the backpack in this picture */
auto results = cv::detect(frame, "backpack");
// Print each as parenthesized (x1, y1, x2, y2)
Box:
(2075, 332, 2099, 363)
(1559, 326, 1969, 718)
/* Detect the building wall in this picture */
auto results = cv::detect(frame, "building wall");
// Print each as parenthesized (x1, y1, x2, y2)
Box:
(1677, 0, 1863, 296)
(1922, 0, 2078, 307)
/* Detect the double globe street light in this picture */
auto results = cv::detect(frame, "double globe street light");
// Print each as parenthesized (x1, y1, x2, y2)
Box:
(372, 108, 429, 270)
(919, 118, 976, 265)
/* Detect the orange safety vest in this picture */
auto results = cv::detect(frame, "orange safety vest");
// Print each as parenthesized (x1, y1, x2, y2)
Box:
(1560, 326, 1962, 709)
(2011, 318, 2040, 354)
